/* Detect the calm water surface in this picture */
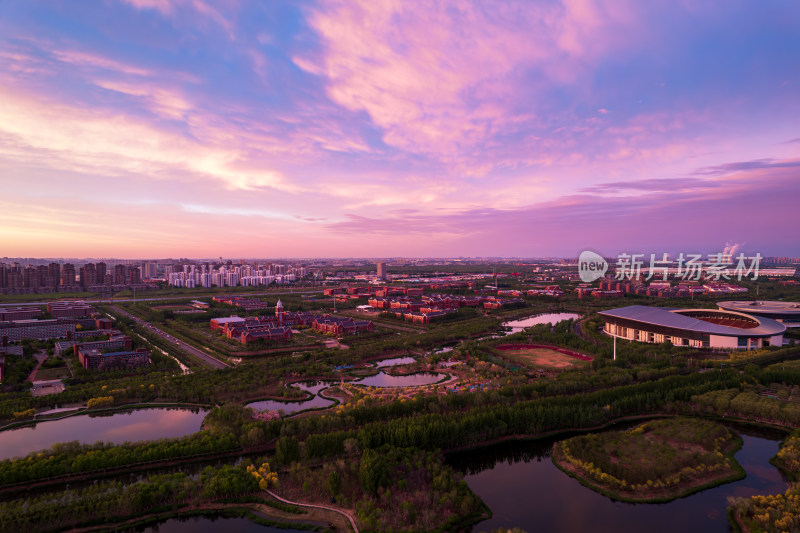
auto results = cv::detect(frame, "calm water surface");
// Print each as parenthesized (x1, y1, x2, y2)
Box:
(376, 356, 416, 367)
(0, 407, 207, 460)
(247, 381, 337, 414)
(356, 371, 444, 387)
(449, 424, 787, 533)
(137, 515, 308, 533)
(502, 312, 580, 333)
(246, 395, 333, 413)
(293, 381, 337, 395)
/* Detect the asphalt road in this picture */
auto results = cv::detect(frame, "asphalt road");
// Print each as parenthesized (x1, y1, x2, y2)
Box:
(110, 305, 229, 369)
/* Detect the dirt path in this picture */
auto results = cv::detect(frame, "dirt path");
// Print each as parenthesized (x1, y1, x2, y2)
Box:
(264, 489, 359, 533)
(27, 353, 47, 382)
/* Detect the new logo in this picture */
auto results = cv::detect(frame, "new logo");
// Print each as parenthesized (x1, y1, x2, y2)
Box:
(578, 250, 608, 282)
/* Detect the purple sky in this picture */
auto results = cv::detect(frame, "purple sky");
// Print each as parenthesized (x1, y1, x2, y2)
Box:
(0, 0, 798, 259)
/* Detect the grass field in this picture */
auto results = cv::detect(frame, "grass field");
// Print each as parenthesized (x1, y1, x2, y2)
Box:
(35, 366, 71, 381)
(552, 417, 743, 502)
(496, 344, 591, 369)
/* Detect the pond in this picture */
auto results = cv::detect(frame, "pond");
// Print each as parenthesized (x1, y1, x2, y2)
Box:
(376, 356, 416, 367)
(136, 514, 311, 533)
(448, 423, 787, 532)
(294, 381, 337, 395)
(246, 381, 337, 414)
(246, 395, 334, 414)
(0, 407, 208, 460)
(355, 371, 444, 387)
(501, 312, 580, 334)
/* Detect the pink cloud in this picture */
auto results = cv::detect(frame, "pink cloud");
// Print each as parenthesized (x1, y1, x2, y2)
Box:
(93, 79, 193, 120)
(53, 50, 153, 77)
(122, 0, 175, 15)
(325, 162, 800, 256)
(299, 0, 642, 173)
(122, 0, 236, 39)
(0, 86, 291, 192)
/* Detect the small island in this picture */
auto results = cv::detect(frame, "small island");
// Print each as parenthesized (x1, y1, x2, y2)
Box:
(552, 417, 744, 503)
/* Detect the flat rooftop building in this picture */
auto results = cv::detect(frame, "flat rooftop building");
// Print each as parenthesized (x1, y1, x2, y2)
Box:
(47, 301, 94, 318)
(81, 348, 150, 370)
(0, 306, 42, 321)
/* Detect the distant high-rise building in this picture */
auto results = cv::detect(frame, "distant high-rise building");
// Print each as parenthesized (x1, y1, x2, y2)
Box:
(80, 263, 97, 288)
(376, 262, 387, 280)
(61, 264, 76, 286)
(141, 262, 157, 279)
(96, 262, 107, 285)
(114, 264, 127, 285)
(6, 269, 22, 291)
(23, 267, 38, 290)
(128, 265, 141, 284)
(48, 262, 61, 287)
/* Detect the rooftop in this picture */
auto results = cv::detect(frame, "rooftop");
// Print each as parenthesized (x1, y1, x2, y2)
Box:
(598, 305, 786, 337)
(718, 301, 800, 315)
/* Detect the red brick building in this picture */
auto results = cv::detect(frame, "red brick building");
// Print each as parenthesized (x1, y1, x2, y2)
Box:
(312, 316, 374, 335)
(239, 327, 292, 345)
(0, 306, 42, 321)
(47, 301, 94, 318)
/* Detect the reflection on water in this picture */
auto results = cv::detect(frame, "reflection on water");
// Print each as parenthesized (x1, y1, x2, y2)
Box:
(0, 408, 208, 460)
(356, 371, 443, 387)
(376, 357, 416, 367)
(293, 381, 336, 395)
(449, 424, 788, 533)
(246, 395, 333, 414)
(136, 515, 307, 533)
(247, 381, 338, 414)
(501, 312, 580, 334)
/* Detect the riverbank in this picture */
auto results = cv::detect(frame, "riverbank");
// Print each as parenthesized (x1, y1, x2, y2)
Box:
(71, 503, 329, 533)
(550, 417, 746, 503)
(0, 401, 211, 433)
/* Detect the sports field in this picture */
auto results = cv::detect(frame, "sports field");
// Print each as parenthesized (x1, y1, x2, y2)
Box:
(495, 344, 592, 369)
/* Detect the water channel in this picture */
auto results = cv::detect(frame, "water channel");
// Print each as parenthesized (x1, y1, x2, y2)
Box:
(0, 407, 208, 460)
(246, 381, 337, 414)
(137, 514, 310, 533)
(448, 422, 787, 533)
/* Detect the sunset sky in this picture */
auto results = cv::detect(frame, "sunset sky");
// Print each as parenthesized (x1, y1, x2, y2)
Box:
(1, 0, 798, 259)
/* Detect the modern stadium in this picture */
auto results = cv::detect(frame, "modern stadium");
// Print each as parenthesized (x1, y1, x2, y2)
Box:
(598, 305, 786, 350)
(717, 301, 800, 328)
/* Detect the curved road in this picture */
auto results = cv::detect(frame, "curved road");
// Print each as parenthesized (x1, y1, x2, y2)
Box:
(264, 489, 359, 533)
(110, 305, 229, 369)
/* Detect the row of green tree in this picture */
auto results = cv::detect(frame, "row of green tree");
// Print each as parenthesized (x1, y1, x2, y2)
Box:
(0, 463, 264, 532)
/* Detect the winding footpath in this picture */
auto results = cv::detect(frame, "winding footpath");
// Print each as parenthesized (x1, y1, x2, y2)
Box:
(264, 489, 359, 533)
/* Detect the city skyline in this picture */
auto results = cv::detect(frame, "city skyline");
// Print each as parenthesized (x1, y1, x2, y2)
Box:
(1, 1, 799, 258)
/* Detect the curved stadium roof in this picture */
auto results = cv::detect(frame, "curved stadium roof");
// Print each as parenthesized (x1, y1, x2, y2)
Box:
(718, 300, 800, 317)
(598, 305, 786, 338)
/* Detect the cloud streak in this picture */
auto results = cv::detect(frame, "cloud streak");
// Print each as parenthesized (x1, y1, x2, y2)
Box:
(327, 163, 800, 256)
(0, 1, 798, 257)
